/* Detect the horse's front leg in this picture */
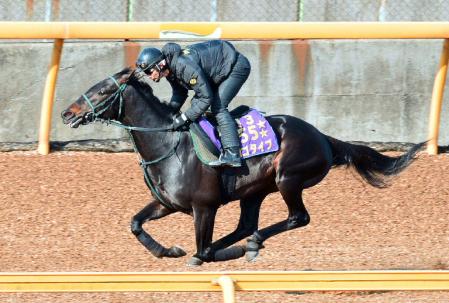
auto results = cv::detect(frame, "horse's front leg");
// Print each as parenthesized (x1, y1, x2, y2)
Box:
(131, 200, 186, 258)
(187, 205, 218, 266)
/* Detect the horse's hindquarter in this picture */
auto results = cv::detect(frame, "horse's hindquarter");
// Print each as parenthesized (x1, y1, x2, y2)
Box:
(263, 115, 334, 189)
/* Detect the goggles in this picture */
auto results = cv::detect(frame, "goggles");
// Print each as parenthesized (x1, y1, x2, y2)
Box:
(137, 61, 164, 75)
(136, 63, 152, 74)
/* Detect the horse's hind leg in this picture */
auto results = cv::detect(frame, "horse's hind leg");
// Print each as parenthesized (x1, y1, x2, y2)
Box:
(246, 183, 310, 262)
(209, 193, 266, 262)
(131, 200, 186, 258)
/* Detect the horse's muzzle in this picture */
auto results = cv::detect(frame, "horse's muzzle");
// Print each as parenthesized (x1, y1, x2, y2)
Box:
(61, 109, 74, 122)
(61, 109, 84, 128)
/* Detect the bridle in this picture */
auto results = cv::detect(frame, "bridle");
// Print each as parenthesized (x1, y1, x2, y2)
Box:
(81, 73, 172, 132)
(82, 76, 127, 122)
(81, 71, 180, 208)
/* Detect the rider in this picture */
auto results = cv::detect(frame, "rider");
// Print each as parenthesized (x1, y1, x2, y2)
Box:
(135, 40, 251, 168)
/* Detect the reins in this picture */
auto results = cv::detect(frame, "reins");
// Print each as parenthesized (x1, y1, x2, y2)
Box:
(128, 129, 181, 209)
(82, 73, 178, 208)
(83, 75, 172, 132)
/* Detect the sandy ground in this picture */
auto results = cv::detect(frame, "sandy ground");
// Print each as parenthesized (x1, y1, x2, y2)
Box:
(0, 150, 448, 302)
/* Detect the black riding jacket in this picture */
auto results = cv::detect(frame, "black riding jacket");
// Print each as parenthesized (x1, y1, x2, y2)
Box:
(161, 40, 238, 121)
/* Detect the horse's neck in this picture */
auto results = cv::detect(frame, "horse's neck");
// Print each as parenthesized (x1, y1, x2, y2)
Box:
(124, 83, 173, 125)
(122, 83, 177, 161)
(131, 130, 179, 164)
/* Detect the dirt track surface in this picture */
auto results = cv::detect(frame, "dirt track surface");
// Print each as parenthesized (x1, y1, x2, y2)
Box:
(0, 151, 449, 303)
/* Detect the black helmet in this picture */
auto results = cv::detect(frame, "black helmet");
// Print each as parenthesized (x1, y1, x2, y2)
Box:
(136, 47, 164, 74)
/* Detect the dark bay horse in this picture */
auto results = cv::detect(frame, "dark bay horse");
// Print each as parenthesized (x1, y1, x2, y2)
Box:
(61, 67, 424, 266)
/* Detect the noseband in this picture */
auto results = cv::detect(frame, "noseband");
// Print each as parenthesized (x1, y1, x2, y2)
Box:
(82, 76, 127, 122)
(82, 74, 172, 132)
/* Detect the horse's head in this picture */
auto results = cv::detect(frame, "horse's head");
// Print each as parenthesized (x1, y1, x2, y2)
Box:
(61, 67, 135, 128)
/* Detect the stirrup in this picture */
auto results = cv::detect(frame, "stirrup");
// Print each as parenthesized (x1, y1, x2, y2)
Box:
(209, 158, 242, 168)
(209, 151, 242, 168)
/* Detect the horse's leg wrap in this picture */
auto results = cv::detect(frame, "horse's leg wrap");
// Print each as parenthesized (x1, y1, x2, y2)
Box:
(246, 231, 264, 251)
(131, 200, 185, 259)
(136, 231, 167, 258)
(131, 217, 166, 258)
(287, 212, 310, 229)
(214, 245, 246, 261)
(193, 247, 215, 263)
(246, 231, 265, 262)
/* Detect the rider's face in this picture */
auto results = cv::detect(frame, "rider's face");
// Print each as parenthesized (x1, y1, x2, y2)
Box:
(149, 69, 161, 82)
(149, 69, 169, 82)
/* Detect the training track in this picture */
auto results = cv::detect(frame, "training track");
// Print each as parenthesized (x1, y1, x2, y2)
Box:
(0, 151, 448, 302)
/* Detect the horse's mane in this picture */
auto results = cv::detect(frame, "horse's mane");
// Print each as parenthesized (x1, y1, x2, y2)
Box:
(128, 68, 156, 98)
(121, 67, 176, 116)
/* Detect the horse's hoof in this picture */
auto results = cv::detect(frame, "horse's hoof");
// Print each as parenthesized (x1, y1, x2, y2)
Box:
(245, 250, 259, 262)
(166, 246, 187, 258)
(187, 256, 204, 267)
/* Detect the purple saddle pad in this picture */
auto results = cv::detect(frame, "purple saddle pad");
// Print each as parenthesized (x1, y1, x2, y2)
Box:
(198, 109, 279, 159)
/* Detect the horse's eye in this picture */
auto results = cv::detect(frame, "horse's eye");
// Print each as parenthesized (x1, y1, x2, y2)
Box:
(99, 89, 105, 95)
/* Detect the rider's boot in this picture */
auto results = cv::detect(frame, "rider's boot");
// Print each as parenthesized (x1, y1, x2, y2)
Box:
(209, 146, 242, 168)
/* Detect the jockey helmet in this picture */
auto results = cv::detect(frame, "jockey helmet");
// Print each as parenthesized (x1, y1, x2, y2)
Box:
(136, 48, 165, 74)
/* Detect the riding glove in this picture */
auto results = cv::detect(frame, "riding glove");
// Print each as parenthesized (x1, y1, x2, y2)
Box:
(172, 113, 190, 131)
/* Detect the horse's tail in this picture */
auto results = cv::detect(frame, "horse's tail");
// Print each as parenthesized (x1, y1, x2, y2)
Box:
(325, 136, 425, 188)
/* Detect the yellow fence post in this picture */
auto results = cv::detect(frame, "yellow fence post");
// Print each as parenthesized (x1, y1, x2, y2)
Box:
(427, 38, 449, 155)
(37, 38, 64, 155)
(212, 275, 236, 303)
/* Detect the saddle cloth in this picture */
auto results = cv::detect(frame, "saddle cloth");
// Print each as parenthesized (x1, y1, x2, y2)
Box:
(189, 106, 279, 165)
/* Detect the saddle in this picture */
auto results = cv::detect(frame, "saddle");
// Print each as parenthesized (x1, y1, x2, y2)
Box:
(189, 105, 279, 166)
(189, 105, 279, 203)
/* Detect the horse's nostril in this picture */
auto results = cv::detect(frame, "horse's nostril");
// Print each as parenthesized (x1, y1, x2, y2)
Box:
(62, 110, 74, 120)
